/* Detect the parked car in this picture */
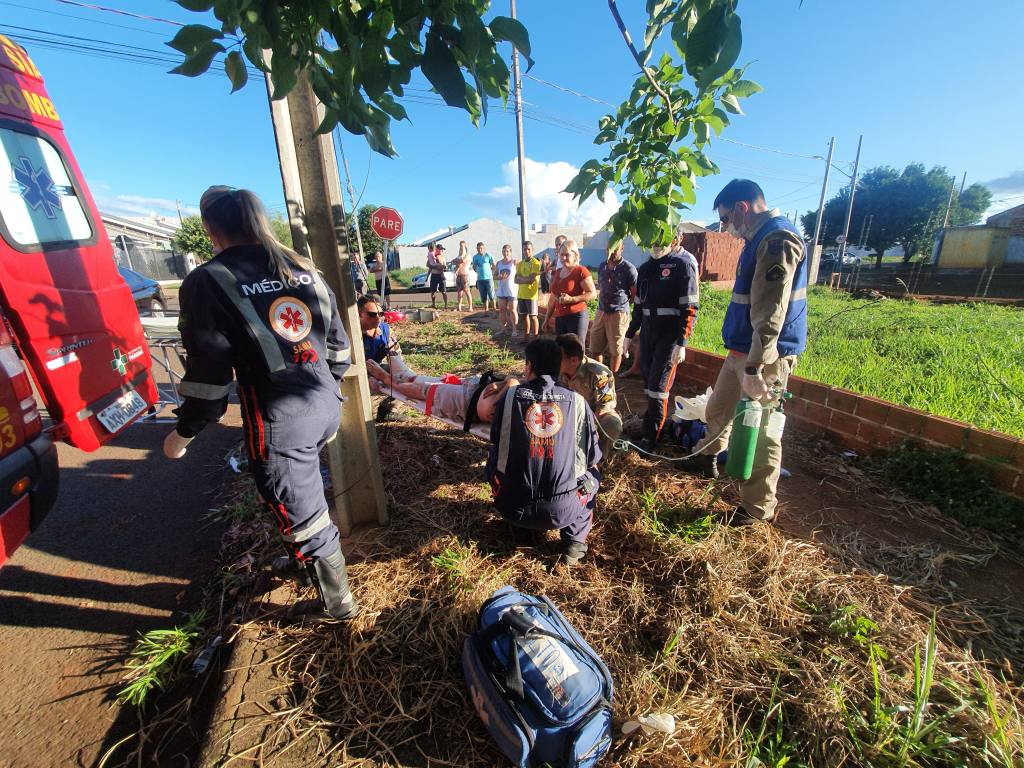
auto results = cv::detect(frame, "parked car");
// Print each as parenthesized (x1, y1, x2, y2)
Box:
(118, 267, 167, 316)
(410, 265, 478, 291)
(0, 313, 58, 567)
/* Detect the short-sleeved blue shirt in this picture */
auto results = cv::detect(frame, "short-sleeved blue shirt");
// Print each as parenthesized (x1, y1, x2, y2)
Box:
(362, 322, 392, 364)
(596, 259, 638, 312)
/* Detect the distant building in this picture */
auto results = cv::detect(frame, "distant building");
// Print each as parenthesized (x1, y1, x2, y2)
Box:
(933, 203, 1024, 268)
(401, 218, 586, 268)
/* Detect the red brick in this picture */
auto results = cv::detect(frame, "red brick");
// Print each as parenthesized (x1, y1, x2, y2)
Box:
(964, 429, 1019, 461)
(885, 405, 927, 436)
(801, 381, 830, 405)
(826, 388, 859, 414)
(803, 401, 830, 428)
(859, 423, 905, 449)
(920, 415, 969, 450)
(785, 398, 808, 418)
(1015, 442, 1024, 471)
(788, 413, 824, 436)
(828, 410, 863, 438)
(854, 395, 892, 425)
(786, 377, 806, 398)
(987, 462, 1021, 494)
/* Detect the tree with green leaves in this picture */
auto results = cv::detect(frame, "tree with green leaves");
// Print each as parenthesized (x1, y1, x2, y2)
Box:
(169, 0, 758, 249)
(802, 164, 993, 268)
(171, 215, 213, 261)
(350, 204, 387, 258)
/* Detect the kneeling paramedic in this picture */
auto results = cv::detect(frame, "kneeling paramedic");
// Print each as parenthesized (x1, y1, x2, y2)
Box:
(680, 179, 808, 526)
(624, 237, 700, 452)
(163, 186, 359, 621)
(486, 339, 602, 566)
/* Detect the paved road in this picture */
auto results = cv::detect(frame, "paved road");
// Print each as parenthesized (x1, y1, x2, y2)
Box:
(0, 402, 242, 767)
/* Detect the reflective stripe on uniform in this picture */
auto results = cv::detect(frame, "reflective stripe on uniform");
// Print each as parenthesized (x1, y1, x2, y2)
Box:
(677, 294, 699, 305)
(178, 380, 233, 400)
(326, 347, 351, 363)
(573, 392, 587, 480)
(644, 389, 669, 400)
(789, 287, 807, 302)
(281, 507, 333, 543)
(204, 261, 288, 372)
(731, 292, 751, 305)
(495, 385, 518, 475)
(309, 271, 334, 335)
(642, 307, 682, 316)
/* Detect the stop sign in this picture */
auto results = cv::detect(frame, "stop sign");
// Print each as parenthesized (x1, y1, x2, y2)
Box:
(370, 206, 404, 241)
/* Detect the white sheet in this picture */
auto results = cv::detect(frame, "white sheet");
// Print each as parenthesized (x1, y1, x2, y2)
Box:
(385, 389, 491, 440)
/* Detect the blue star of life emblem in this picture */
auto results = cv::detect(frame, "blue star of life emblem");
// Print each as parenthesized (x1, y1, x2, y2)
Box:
(12, 156, 62, 219)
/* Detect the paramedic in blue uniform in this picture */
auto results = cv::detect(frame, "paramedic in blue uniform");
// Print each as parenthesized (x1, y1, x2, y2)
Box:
(680, 179, 808, 527)
(623, 237, 700, 453)
(486, 339, 601, 566)
(162, 186, 359, 621)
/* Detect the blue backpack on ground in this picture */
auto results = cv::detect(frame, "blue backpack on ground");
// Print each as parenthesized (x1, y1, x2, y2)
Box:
(462, 586, 614, 768)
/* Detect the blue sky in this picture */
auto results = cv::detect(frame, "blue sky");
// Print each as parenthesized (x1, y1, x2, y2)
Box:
(4, 0, 1022, 242)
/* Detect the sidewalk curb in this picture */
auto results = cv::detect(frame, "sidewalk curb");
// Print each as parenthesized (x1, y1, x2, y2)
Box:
(195, 627, 262, 767)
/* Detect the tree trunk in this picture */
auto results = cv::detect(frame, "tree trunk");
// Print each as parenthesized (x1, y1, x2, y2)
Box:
(875, 252, 884, 269)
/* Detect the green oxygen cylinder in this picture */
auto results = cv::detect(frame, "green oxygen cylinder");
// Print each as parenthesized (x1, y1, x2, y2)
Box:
(725, 397, 762, 480)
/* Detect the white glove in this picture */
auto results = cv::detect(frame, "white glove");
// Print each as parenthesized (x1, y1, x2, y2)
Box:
(163, 429, 194, 459)
(670, 344, 686, 365)
(741, 370, 770, 401)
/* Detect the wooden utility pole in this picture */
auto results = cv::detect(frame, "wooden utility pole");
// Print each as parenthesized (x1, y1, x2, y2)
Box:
(264, 67, 388, 535)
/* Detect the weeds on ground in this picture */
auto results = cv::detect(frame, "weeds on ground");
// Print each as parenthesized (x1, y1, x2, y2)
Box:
(742, 676, 802, 768)
(638, 487, 716, 542)
(115, 609, 206, 707)
(868, 445, 1024, 535)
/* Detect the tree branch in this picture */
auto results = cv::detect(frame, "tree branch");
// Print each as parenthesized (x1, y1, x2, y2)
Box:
(607, 0, 675, 124)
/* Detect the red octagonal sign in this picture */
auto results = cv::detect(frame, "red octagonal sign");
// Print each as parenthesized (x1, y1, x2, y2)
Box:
(370, 206, 404, 241)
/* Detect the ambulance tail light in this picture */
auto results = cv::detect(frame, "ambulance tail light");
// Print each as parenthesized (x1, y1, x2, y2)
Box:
(0, 340, 42, 438)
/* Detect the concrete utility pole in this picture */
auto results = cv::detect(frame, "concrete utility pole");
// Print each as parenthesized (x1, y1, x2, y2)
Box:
(942, 174, 957, 228)
(510, 0, 530, 245)
(335, 132, 366, 262)
(264, 67, 388, 535)
(809, 136, 835, 285)
(836, 134, 863, 275)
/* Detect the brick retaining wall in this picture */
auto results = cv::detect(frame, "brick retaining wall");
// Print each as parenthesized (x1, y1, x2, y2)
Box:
(681, 349, 1024, 497)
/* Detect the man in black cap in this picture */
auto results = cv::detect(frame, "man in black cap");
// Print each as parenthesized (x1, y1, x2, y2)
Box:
(427, 242, 449, 309)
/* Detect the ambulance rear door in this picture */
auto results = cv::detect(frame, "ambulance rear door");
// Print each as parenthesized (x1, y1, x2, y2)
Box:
(0, 36, 158, 452)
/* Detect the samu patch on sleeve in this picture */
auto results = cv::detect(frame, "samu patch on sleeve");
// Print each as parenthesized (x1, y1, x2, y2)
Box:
(765, 263, 787, 282)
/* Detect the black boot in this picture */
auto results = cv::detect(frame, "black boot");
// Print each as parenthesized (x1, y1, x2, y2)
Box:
(558, 540, 588, 567)
(270, 555, 312, 587)
(302, 549, 360, 620)
(678, 452, 719, 479)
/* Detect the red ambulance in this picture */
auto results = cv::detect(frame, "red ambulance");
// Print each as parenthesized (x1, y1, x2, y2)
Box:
(0, 36, 158, 565)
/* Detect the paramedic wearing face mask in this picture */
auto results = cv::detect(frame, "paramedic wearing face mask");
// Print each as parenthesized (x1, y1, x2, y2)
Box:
(679, 179, 808, 527)
(623, 232, 700, 453)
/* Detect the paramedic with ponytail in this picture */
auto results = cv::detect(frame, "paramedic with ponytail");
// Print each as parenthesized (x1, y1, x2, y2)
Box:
(162, 186, 360, 621)
(679, 179, 808, 527)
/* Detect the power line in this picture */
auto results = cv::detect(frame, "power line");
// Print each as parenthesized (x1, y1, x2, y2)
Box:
(50, 0, 183, 26)
(524, 73, 616, 108)
(0, 0, 168, 36)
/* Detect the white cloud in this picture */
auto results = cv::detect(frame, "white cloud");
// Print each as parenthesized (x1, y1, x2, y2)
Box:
(982, 170, 1024, 195)
(468, 157, 619, 233)
(94, 193, 199, 220)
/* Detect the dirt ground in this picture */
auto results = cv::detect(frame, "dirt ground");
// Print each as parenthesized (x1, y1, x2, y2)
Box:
(185, 309, 1022, 768)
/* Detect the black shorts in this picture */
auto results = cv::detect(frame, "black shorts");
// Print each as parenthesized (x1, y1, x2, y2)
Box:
(455, 274, 468, 290)
(429, 273, 447, 292)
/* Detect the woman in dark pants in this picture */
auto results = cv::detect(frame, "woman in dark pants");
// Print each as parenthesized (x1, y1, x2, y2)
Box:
(543, 239, 596, 340)
(163, 186, 359, 622)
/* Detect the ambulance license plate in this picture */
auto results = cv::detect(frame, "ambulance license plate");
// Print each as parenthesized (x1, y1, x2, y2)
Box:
(97, 389, 147, 433)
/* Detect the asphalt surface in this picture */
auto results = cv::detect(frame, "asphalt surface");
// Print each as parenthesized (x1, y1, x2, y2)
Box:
(0, 374, 243, 765)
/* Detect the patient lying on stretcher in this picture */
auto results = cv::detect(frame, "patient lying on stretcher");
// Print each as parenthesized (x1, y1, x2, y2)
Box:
(367, 360, 517, 424)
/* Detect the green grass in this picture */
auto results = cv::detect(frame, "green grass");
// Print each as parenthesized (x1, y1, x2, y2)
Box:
(116, 609, 206, 706)
(403, 321, 518, 377)
(690, 285, 1024, 438)
(868, 446, 1023, 534)
(637, 487, 717, 542)
(388, 267, 423, 287)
